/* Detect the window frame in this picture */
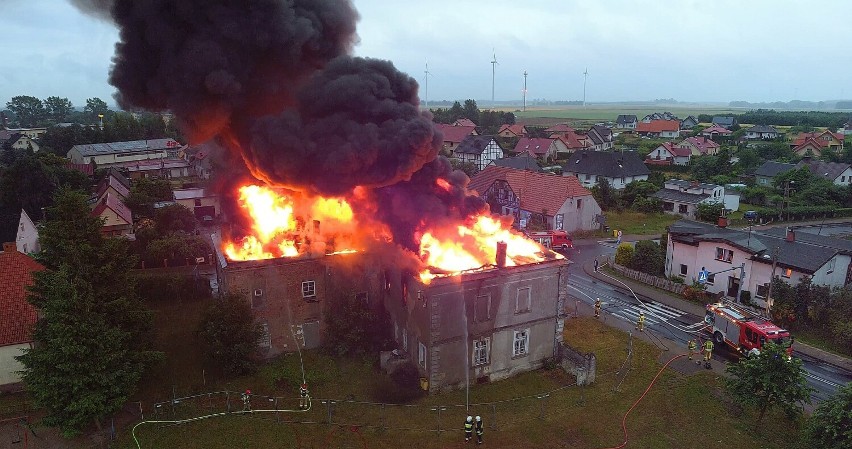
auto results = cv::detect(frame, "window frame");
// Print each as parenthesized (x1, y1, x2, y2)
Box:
(259, 323, 271, 348)
(418, 342, 427, 369)
(475, 294, 491, 322)
(515, 287, 531, 314)
(782, 268, 792, 278)
(473, 338, 490, 366)
(679, 264, 687, 276)
(512, 329, 530, 357)
(301, 280, 316, 299)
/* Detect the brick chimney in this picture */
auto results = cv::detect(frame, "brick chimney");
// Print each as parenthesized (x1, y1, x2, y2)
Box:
(496, 241, 507, 268)
(2, 242, 16, 252)
(786, 227, 795, 242)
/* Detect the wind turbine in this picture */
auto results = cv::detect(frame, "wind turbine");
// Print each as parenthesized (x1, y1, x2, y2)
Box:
(423, 59, 431, 110)
(522, 70, 528, 112)
(491, 50, 499, 109)
(583, 68, 588, 108)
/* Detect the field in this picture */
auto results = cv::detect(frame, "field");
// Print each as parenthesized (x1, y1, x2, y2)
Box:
(113, 317, 802, 449)
(511, 105, 742, 124)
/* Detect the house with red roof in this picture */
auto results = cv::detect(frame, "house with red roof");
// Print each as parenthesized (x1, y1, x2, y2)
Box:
(699, 124, 733, 139)
(92, 193, 133, 237)
(452, 118, 477, 127)
(497, 124, 529, 138)
(645, 142, 692, 166)
(468, 166, 601, 232)
(512, 137, 565, 162)
(0, 242, 44, 388)
(790, 130, 844, 157)
(636, 120, 680, 139)
(679, 136, 721, 156)
(554, 132, 592, 157)
(434, 123, 478, 154)
(544, 123, 575, 135)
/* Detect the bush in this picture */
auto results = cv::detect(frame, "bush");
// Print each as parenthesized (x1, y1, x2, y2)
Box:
(739, 290, 752, 306)
(199, 293, 264, 376)
(135, 274, 210, 302)
(628, 240, 664, 276)
(372, 362, 426, 404)
(614, 243, 634, 266)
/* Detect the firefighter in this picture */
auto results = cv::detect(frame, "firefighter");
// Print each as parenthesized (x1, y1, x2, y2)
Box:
(475, 415, 484, 445)
(687, 337, 698, 361)
(241, 389, 252, 412)
(594, 258, 599, 272)
(594, 298, 602, 318)
(635, 311, 645, 332)
(464, 415, 473, 442)
(703, 339, 714, 369)
(299, 383, 309, 410)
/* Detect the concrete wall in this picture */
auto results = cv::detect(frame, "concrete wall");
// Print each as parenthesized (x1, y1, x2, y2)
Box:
(0, 343, 29, 387)
(15, 211, 40, 255)
(554, 194, 601, 232)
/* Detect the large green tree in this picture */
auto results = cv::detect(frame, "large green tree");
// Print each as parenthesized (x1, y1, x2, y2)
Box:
(16, 189, 159, 437)
(801, 382, 852, 449)
(43, 96, 74, 123)
(199, 293, 263, 376)
(725, 342, 812, 425)
(83, 97, 109, 123)
(6, 95, 45, 127)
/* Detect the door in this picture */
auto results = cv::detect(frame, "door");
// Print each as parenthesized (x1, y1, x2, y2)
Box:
(727, 276, 740, 298)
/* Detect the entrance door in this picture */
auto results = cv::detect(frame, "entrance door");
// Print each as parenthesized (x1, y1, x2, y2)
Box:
(727, 276, 740, 298)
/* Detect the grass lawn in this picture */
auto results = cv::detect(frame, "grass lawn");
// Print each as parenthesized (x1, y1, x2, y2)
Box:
(791, 329, 852, 358)
(605, 211, 679, 235)
(114, 317, 802, 449)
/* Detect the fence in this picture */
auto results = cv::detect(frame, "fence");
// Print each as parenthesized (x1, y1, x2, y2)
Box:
(610, 263, 687, 295)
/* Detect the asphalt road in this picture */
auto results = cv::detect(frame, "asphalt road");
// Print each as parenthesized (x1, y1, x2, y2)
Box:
(564, 239, 852, 403)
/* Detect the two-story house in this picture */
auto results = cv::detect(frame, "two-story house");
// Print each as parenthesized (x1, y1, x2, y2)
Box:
(14, 209, 40, 255)
(0, 243, 44, 388)
(791, 130, 845, 157)
(680, 116, 699, 129)
(744, 125, 781, 140)
(711, 116, 737, 129)
(795, 158, 852, 186)
(497, 124, 529, 138)
(434, 124, 478, 155)
(512, 137, 566, 163)
(645, 142, 692, 166)
(451, 135, 505, 171)
(562, 150, 649, 189)
(586, 125, 614, 151)
(753, 161, 795, 186)
(653, 180, 738, 219)
(615, 115, 637, 130)
(636, 120, 680, 139)
(679, 136, 720, 156)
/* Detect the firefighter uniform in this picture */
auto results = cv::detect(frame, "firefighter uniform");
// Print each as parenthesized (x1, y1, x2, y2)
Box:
(687, 338, 697, 360)
(299, 383, 309, 410)
(594, 298, 602, 318)
(636, 312, 645, 332)
(241, 390, 252, 412)
(703, 340, 714, 368)
(464, 416, 473, 442)
(475, 416, 484, 444)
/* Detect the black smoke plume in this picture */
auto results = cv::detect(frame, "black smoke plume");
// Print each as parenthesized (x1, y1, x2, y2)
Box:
(69, 0, 114, 20)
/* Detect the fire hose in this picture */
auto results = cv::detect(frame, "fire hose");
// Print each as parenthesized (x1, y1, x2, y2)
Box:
(600, 353, 685, 449)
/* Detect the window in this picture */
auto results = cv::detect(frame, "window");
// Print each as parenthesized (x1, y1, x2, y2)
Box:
(402, 331, 408, 350)
(513, 329, 529, 357)
(393, 321, 399, 342)
(782, 268, 792, 278)
(254, 289, 264, 297)
(301, 280, 316, 299)
(663, 202, 674, 211)
(679, 264, 687, 276)
(843, 176, 847, 183)
(555, 214, 564, 230)
(706, 273, 715, 285)
(826, 257, 836, 274)
(585, 174, 591, 181)
(678, 204, 689, 214)
(515, 287, 531, 314)
(715, 247, 733, 263)
(577, 199, 583, 209)
(475, 295, 491, 322)
(194, 198, 202, 207)
(19, 222, 24, 232)
(756, 283, 769, 298)
(252, 288, 264, 308)
(355, 291, 368, 304)
(473, 338, 490, 366)
(259, 324, 271, 348)
(418, 342, 427, 369)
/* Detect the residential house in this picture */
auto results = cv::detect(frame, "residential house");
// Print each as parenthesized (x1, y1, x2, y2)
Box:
(451, 135, 505, 171)
(653, 179, 738, 219)
(65, 160, 95, 177)
(711, 116, 737, 129)
(679, 136, 721, 156)
(666, 221, 852, 308)
(645, 142, 692, 166)
(790, 130, 844, 157)
(699, 124, 733, 140)
(3, 127, 47, 140)
(174, 188, 221, 220)
(488, 153, 544, 172)
(434, 123, 478, 154)
(554, 132, 592, 157)
(753, 161, 795, 186)
(116, 158, 192, 180)
(795, 158, 852, 186)
(562, 150, 650, 189)
(181, 143, 215, 180)
(15, 210, 40, 255)
(544, 124, 575, 135)
(91, 193, 133, 237)
(469, 165, 602, 232)
(844, 119, 852, 136)
(744, 125, 781, 140)
(636, 120, 680, 139)
(615, 115, 637, 130)
(67, 138, 180, 167)
(642, 112, 679, 123)
(452, 118, 477, 127)
(586, 125, 614, 151)
(680, 116, 699, 129)
(497, 124, 528, 138)
(0, 243, 44, 388)
(95, 170, 131, 200)
(512, 137, 565, 162)
(0, 132, 40, 152)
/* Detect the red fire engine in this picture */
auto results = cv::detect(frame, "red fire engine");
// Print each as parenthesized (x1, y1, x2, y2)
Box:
(526, 230, 573, 251)
(704, 302, 793, 357)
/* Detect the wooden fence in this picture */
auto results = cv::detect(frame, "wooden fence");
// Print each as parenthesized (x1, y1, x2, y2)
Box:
(610, 263, 687, 296)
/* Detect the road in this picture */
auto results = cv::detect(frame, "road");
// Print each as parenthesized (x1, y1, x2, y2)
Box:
(564, 239, 852, 402)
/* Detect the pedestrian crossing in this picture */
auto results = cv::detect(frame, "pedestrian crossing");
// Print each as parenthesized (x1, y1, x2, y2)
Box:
(612, 302, 683, 327)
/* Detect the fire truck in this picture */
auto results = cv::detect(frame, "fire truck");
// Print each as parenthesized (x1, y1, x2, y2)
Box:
(526, 230, 573, 251)
(704, 302, 793, 357)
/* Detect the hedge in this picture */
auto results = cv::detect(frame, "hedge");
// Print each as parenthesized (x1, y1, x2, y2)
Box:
(747, 206, 852, 223)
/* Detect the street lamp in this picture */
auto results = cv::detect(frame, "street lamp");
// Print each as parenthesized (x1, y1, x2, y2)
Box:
(98, 113, 104, 129)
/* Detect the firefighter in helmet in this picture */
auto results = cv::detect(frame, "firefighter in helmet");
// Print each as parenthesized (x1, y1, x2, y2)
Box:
(703, 339, 714, 369)
(464, 415, 473, 442)
(299, 383, 309, 410)
(241, 389, 252, 412)
(687, 337, 698, 361)
(636, 311, 645, 332)
(475, 415, 484, 444)
(594, 298, 602, 318)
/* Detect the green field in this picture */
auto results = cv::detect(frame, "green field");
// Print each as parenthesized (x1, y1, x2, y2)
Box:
(512, 105, 742, 124)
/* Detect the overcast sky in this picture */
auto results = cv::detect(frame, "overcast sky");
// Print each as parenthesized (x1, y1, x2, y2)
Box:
(2, 0, 850, 108)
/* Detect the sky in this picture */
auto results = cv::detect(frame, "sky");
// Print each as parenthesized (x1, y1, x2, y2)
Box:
(1, 0, 850, 108)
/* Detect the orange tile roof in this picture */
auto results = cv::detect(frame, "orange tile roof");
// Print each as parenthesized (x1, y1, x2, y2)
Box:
(636, 120, 680, 133)
(792, 131, 844, 148)
(469, 166, 592, 216)
(434, 123, 476, 144)
(498, 124, 527, 136)
(0, 245, 44, 346)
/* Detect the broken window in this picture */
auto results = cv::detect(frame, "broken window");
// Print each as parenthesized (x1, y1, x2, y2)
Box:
(515, 287, 531, 314)
(475, 295, 491, 322)
(473, 338, 490, 366)
(513, 329, 529, 357)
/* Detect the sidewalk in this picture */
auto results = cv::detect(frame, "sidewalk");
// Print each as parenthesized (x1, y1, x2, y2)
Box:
(579, 256, 852, 373)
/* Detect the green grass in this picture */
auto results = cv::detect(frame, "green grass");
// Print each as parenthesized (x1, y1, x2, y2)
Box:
(110, 317, 802, 449)
(513, 106, 741, 122)
(791, 329, 852, 358)
(605, 211, 679, 235)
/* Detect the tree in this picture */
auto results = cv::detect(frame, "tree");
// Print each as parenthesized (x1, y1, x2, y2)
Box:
(154, 204, 197, 235)
(199, 293, 264, 376)
(801, 382, 852, 449)
(462, 99, 480, 125)
(725, 342, 812, 425)
(621, 180, 659, 209)
(43, 96, 74, 123)
(17, 189, 159, 437)
(6, 95, 45, 127)
(449, 158, 478, 178)
(591, 178, 619, 210)
(323, 286, 391, 357)
(614, 243, 634, 266)
(629, 240, 664, 276)
(735, 147, 761, 173)
(83, 97, 109, 123)
(695, 201, 724, 222)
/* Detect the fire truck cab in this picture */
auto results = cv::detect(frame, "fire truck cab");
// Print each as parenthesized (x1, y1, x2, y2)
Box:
(704, 302, 793, 357)
(526, 230, 573, 251)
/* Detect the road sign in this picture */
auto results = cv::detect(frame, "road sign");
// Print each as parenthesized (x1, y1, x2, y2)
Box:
(698, 268, 709, 284)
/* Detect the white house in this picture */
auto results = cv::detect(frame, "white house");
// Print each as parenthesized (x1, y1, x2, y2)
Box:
(653, 180, 738, 220)
(615, 115, 637, 130)
(744, 125, 781, 140)
(451, 135, 505, 171)
(0, 243, 44, 388)
(666, 221, 852, 308)
(645, 142, 692, 166)
(562, 150, 650, 189)
(14, 209, 40, 255)
(795, 159, 852, 186)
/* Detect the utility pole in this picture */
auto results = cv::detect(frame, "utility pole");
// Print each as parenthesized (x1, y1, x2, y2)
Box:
(522, 70, 528, 112)
(582, 68, 588, 107)
(491, 51, 499, 109)
(765, 246, 781, 315)
(423, 60, 430, 110)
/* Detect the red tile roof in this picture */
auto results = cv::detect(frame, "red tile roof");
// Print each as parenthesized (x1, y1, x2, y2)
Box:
(498, 124, 527, 137)
(95, 174, 130, 200)
(468, 166, 593, 216)
(555, 132, 591, 150)
(700, 124, 732, 135)
(681, 136, 720, 155)
(792, 130, 844, 148)
(636, 120, 680, 133)
(453, 118, 477, 127)
(91, 192, 132, 226)
(513, 137, 555, 156)
(65, 161, 94, 176)
(0, 245, 44, 346)
(434, 123, 476, 144)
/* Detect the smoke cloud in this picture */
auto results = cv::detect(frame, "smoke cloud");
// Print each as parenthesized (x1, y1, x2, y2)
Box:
(69, 0, 114, 20)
